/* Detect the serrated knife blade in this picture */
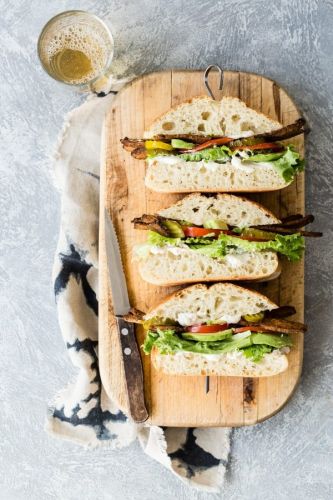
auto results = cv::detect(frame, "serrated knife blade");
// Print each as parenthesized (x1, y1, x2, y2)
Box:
(104, 209, 148, 423)
(104, 209, 131, 316)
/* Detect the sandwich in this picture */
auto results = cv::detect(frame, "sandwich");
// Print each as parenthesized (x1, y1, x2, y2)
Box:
(121, 96, 306, 193)
(132, 193, 321, 285)
(125, 283, 306, 377)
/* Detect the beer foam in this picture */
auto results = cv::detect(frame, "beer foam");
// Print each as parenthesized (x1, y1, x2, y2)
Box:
(43, 24, 110, 84)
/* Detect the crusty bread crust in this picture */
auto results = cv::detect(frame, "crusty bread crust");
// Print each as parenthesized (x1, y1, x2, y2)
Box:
(151, 346, 288, 377)
(144, 96, 213, 135)
(158, 193, 281, 226)
(144, 95, 282, 138)
(248, 262, 282, 283)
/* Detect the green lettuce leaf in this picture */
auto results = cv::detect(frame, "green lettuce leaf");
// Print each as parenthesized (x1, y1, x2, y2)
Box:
(244, 146, 304, 183)
(143, 231, 305, 262)
(146, 230, 181, 247)
(179, 146, 231, 162)
(193, 233, 305, 262)
(244, 151, 285, 162)
(242, 344, 273, 362)
(143, 329, 292, 362)
(189, 238, 228, 258)
(142, 330, 159, 354)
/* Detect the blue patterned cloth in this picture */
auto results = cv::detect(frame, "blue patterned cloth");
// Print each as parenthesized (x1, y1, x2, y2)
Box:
(45, 89, 231, 491)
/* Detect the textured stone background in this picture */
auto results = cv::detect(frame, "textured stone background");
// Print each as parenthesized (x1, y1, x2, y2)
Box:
(1, 0, 332, 499)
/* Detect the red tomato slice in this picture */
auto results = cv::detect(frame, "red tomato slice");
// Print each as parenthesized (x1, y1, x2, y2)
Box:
(183, 137, 233, 153)
(186, 323, 229, 333)
(182, 226, 266, 241)
(182, 226, 233, 238)
(232, 142, 284, 152)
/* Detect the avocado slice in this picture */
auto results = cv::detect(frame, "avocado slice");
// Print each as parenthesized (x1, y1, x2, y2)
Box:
(251, 333, 293, 348)
(171, 139, 195, 149)
(162, 219, 185, 238)
(181, 329, 233, 342)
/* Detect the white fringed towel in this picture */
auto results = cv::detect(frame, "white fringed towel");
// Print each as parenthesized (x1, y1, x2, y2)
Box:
(46, 87, 231, 492)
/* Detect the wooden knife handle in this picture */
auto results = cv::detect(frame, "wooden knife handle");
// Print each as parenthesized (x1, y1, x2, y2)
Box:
(115, 317, 149, 423)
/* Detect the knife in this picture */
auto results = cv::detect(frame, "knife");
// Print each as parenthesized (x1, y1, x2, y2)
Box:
(104, 209, 148, 423)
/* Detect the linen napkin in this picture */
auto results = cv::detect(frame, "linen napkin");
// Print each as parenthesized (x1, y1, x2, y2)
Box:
(45, 81, 231, 492)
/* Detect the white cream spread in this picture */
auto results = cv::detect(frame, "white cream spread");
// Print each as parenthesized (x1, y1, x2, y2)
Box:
(154, 246, 185, 255)
(228, 130, 254, 139)
(177, 312, 198, 326)
(151, 153, 275, 175)
(177, 311, 242, 326)
(216, 314, 242, 324)
(230, 155, 255, 172)
(148, 156, 180, 165)
(166, 247, 184, 255)
(231, 155, 277, 171)
(197, 354, 224, 360)
(149, 246, 165, 255)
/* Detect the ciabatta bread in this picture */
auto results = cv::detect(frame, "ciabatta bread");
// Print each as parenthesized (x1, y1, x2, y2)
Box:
(137, 248, 279, 285)
(151, 347, 288, 377)
(145, 158, 289, 193)
(144, 96, 281, 138)
(144, 283, 278, 323)
(143, 96, 288, 193)
(158, 193, 281, 226)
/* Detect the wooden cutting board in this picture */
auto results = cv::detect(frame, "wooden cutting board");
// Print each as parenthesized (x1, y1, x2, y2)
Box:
(99, 70, 304, 427)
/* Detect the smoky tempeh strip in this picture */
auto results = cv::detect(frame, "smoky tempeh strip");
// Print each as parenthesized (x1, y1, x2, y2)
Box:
(131, 147, 148, 160)
(250, 318, 307, 334)
(266, 306, 297, 318)
(120, 137, 146, 151)
(258, 118, 308, 142)
(122, 308, 146, 324)
(132, 214, 170, 236)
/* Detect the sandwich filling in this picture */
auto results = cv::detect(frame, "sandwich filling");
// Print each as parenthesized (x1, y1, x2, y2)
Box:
(133, 218, 309, 262)
(121, 118, 307, 183)
(142, 310, 304, 363)
(146, 142, 303, 184)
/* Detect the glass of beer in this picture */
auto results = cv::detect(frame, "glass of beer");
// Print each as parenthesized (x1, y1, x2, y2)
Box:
(37, 11, 114, 91)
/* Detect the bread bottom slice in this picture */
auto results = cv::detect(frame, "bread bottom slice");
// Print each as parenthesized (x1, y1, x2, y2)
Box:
(151, 347, 288, 377)
(145, 159, 289, 192)
(138, 248, 279, 285)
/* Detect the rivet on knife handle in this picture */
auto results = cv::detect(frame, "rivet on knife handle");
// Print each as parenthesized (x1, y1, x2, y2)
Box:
(115, 317, 148, 423)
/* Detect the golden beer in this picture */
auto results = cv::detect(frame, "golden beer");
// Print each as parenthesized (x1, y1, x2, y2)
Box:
(38, 11, 114, 87)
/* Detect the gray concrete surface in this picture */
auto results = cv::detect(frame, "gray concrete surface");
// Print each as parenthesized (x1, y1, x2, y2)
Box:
(1, 0, 332, 499)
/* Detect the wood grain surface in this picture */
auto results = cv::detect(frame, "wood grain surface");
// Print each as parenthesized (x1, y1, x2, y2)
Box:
(99, 70, 304, 427)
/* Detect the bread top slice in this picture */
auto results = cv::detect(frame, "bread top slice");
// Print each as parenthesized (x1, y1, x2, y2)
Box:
(143, 96, 281, 138)
(158, 193, 281, 227)
(144, 283, 278, 325)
